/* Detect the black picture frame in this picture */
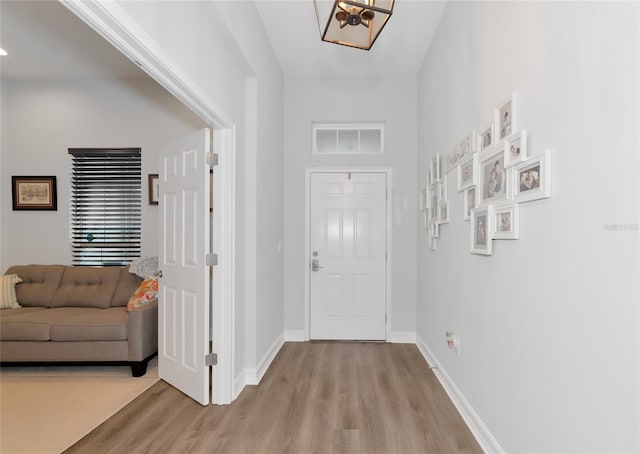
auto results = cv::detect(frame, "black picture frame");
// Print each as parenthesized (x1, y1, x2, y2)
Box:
(11, 176, 57, 211)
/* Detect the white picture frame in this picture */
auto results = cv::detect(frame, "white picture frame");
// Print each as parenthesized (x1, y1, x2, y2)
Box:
(420, 188, 428, 211)
(430, 219, 440, 239)
(512, 149, 552, 203)
(438, 176, 447, 202)
(493, 203, 520, 239)
(429, 183, 439, 220)
(471, 205, 493, 255)
(457, 155, 477, 192)
(423, 211, 429, 230)
(463, 186, 478, 221)
(504, 129, 527, 168)
(428, 234, 437, 251)
(495, 92, 519, 142)
(478, 121, 495, 152)
(430, 154, 441, 183)
(446, 131, 476, 174)
(438, 201, 450, 224)
(478, 145, 508, 206)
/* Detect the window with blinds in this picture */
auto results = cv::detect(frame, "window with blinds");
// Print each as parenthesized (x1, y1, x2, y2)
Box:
(69, 148, 141, 267)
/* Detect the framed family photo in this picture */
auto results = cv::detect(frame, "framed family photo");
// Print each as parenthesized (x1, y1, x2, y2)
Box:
(478, 121, 495, 152)
(420, 188, 428, 211)
(439, 201, 450, 224)
(493, 203, 520, 239)
(471, 206, 493, 255)
(478, 146, 507, 206)
(429, 183, 439, 220)
(495, 92, 519, 141)
(11, 176, 57, 211)
(504, 129, 527, 168)
(457, 155, 477, 192)
(512, 149, 552, 203)
(463, 186, 478, 221)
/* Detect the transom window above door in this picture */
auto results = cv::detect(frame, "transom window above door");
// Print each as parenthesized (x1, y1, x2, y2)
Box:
(312, 123, 384, 155)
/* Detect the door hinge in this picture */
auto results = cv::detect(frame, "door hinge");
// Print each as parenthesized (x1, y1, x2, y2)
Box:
(206, 152, 219, 167)
(205, 353, 217, 366)
(206, 253, 218, 266)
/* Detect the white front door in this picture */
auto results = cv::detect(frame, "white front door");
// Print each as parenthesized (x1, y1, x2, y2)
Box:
(309, 172, 387, 340)
(158, 128, 211, 406)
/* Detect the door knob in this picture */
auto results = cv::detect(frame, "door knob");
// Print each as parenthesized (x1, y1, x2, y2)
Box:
(311, 258, 323, 272)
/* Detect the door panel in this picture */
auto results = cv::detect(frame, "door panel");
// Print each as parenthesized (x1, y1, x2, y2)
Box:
(310, 172, 386, 340)
(158, 128, 210, 406)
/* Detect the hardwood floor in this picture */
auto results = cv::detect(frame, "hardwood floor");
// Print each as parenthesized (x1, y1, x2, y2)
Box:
(65, 342, 482, 454)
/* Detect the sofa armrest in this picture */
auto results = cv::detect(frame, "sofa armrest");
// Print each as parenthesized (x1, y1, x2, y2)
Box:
(127, 300, 158, 361)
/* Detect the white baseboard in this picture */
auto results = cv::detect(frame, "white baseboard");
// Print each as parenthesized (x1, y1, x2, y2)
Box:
(389, 331, 416, 343)
(233, 332, 285, 399)
(416, 335, 504, 454)
(284, 330, 306, 342)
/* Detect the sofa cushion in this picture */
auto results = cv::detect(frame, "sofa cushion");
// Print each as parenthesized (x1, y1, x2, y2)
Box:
(111, 266, 143, 307)
(49, 307, 128, 342)
(0, 274, 23, 309)
(51, 267, 121, 309)
(0, 307, 92, 341)
(5, 265, 66, 308)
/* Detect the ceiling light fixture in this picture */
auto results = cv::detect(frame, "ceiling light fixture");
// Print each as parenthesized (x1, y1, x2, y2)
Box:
(0, 48, 7, 56)
(314, 0, 394, 51)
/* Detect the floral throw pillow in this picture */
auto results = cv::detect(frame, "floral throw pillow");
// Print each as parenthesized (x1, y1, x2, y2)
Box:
(126, 278, 158, 311)
(0, 274, 23, 309)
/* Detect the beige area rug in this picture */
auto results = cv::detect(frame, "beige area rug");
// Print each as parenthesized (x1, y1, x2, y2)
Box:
(0, 358, 158, 454)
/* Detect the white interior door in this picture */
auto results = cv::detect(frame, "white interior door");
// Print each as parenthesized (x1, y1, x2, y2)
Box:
(309, 172, 387, 340)
(158, 128, 211, 406)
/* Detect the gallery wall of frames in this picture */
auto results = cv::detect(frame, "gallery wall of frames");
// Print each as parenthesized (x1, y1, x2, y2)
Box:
(419, 91, 552, 255)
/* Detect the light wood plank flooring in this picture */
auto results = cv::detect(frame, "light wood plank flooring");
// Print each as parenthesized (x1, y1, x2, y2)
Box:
(65, 342, 482, 454)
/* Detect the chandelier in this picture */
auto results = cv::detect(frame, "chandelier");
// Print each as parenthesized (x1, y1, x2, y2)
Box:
(314, 0, 395, 51)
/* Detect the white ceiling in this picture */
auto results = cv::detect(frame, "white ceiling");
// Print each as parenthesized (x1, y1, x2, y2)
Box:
(0, 1, 446, 80)
(255, 0, 447, 77)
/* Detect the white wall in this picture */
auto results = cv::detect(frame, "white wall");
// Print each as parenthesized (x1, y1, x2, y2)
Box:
(417, 2, 639, 453)
(0, 77, 204, 268)
(284, 76, 418, 337)
(112, 0, 285, 384)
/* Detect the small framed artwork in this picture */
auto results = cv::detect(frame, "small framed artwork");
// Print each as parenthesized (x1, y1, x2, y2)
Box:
(512, 149, 552, 203)
(423, 211, 429, 230)
(495, 92, 519, 141)
(463, 186, 478, 221)
(430, 154, 441, 183)
(420, 188, 428, 211)
(478, 146, 507, 206)
(478, 121, 495, 152)
(439, 201, 450, 224)
(11, 176, 57, 211)
(437, 177, 447, 202)
(430, 219, 440, 239)
(457, 155, 477, 192)
(504, 130, 527, 168)
(493, 203, 520, 239)
(471, 206, 494, 255)
(429, 183, 439, 220)
(428, 234, 437, 251)
(148, 174, 159, 205)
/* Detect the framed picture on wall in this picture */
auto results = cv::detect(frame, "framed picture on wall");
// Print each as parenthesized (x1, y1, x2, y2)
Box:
(471, 206, 493, 255)
(493, 203, 520, 239)
(457, 155, 477, 192)
(495, 92, 519, 141)
(11, 176, 57, 211)
(504, 130, 527, 168)
(463, 186, 477, 221)
(512, 149, 552, 203)
(420, 188, 428, 211)
(148, 174, 159, 205)
(478, 146, 508, 206)
(430, 154, 441, 183)
(478, 121, 495, 152)
(438, 201, 450, 224)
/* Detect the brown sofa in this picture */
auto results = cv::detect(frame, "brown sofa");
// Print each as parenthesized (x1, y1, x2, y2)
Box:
(0, 265, 157, 376)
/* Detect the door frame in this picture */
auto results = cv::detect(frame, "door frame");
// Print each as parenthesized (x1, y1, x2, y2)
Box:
(61, 1, 236, 404)
(304, 167, 393, 342)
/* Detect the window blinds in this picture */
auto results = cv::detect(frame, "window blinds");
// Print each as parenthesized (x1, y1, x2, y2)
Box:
(69, 148, 141, 267)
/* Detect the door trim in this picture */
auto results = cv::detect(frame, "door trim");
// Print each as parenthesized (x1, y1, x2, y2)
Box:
(61, 1, 236, 404)
(304, 167, 393, 341)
